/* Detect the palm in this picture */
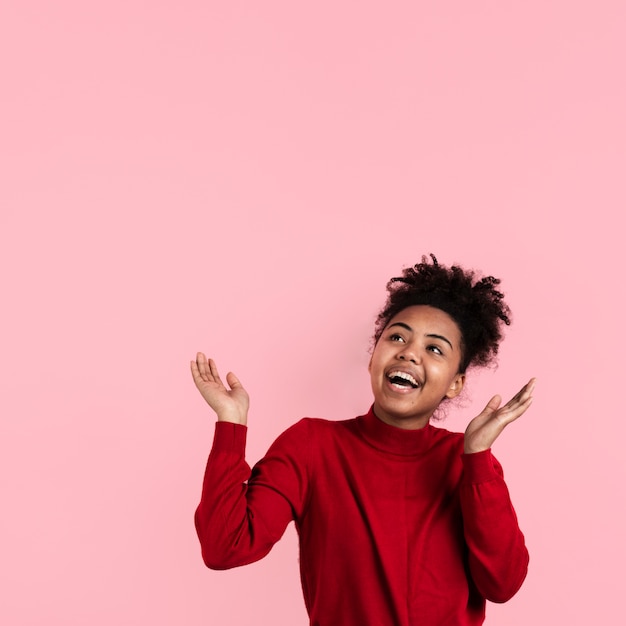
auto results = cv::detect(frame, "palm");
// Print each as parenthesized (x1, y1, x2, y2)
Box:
(464, 378, 535, 454)
(191, 353, 249, 425)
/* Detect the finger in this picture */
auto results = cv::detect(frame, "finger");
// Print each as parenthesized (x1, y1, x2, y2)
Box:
(470, 395, 502, 429)
(504, 378, 536, 410)
(516, 377, 536, 400)
(190, 359, 205, 386)
(226, 371, 243, 390)
(497, 395, 533, 425)
(483, 394, 502, 415)
(524, 377, 537, 397)
(196, 352, 211, 382)
(207, 358, 224, 386)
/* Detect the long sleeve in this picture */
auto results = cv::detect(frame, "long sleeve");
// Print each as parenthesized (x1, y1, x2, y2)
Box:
(194, 420, 310, 570)
(460, 449, 529, 603)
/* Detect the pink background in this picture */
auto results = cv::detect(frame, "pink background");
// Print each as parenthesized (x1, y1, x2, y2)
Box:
(1, 2, 624, 624)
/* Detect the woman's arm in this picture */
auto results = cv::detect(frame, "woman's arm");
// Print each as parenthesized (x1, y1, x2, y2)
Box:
(194, 422, 300, 569)
(460, 380, 535, 601)
(191, 353, 309, 570)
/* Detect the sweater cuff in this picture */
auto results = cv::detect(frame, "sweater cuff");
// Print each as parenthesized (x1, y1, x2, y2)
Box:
(212, 421, 248, 454)
(461, 449, 498, 483)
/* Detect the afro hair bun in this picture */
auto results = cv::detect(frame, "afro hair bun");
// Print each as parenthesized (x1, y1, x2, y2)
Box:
(374, 254, 511, 373)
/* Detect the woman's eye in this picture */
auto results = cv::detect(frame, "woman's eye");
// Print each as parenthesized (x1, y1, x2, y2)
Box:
(428, 345, 443, 355)
(390, 334, 404, 342)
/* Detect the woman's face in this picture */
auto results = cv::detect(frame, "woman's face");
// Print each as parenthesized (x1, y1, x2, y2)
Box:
(369, 305, 465, 430)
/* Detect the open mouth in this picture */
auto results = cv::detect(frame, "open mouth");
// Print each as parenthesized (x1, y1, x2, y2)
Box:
(386, 371, 420, 389)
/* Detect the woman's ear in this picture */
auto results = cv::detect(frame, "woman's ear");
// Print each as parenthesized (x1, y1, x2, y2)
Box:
(445, 373, 465, 399)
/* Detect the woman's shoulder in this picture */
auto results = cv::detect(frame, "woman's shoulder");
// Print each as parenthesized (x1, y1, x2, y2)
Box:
(264, 416, 359, 460)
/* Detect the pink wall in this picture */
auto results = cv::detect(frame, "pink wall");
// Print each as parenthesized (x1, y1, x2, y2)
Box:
(1, 2, 624, 624)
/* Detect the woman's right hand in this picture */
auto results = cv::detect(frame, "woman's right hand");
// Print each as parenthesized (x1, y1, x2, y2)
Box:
(190, 352, 249, 425)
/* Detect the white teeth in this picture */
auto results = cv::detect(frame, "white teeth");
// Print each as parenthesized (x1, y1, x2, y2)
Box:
(388, 371, 419, 387)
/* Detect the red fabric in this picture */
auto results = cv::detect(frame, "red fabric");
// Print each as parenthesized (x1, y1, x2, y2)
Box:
(195, 408, 528, 625)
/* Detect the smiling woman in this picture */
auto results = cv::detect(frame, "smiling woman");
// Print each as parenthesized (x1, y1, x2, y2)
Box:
(190, 254, 533, 626)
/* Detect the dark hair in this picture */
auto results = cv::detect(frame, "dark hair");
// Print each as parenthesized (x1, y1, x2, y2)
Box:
(373, 254, 511, 373)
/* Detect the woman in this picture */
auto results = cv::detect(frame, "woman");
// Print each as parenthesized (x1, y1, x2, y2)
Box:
(191, 254, 533, 625)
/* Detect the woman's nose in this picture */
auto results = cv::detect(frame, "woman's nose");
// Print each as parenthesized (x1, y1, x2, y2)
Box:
(398, 346, 421, 364)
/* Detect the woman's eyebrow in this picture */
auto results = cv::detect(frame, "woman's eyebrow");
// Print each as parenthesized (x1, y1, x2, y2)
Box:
(388, 322, 413, 332)
(426, 334, 453, 350)
(388, 323, 454, 350)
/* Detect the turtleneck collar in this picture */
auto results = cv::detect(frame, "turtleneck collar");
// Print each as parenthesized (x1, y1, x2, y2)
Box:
(356, 405, 436, 456)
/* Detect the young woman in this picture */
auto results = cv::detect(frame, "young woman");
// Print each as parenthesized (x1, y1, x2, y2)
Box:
(191, 255, 533, 626)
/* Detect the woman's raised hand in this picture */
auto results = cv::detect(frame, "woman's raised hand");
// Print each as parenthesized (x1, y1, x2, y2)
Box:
(190, 353, 249, 425)
(464, 378, 536, 454)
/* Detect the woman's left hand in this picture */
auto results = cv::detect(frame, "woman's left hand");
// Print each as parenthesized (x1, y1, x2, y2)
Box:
(464, 378, 536, 454)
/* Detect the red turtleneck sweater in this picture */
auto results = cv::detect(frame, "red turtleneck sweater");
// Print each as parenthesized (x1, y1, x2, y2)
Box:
(195, 408, 528, 625)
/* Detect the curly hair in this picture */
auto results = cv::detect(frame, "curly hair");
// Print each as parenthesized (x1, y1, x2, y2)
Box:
(373, 254, 511, 373)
